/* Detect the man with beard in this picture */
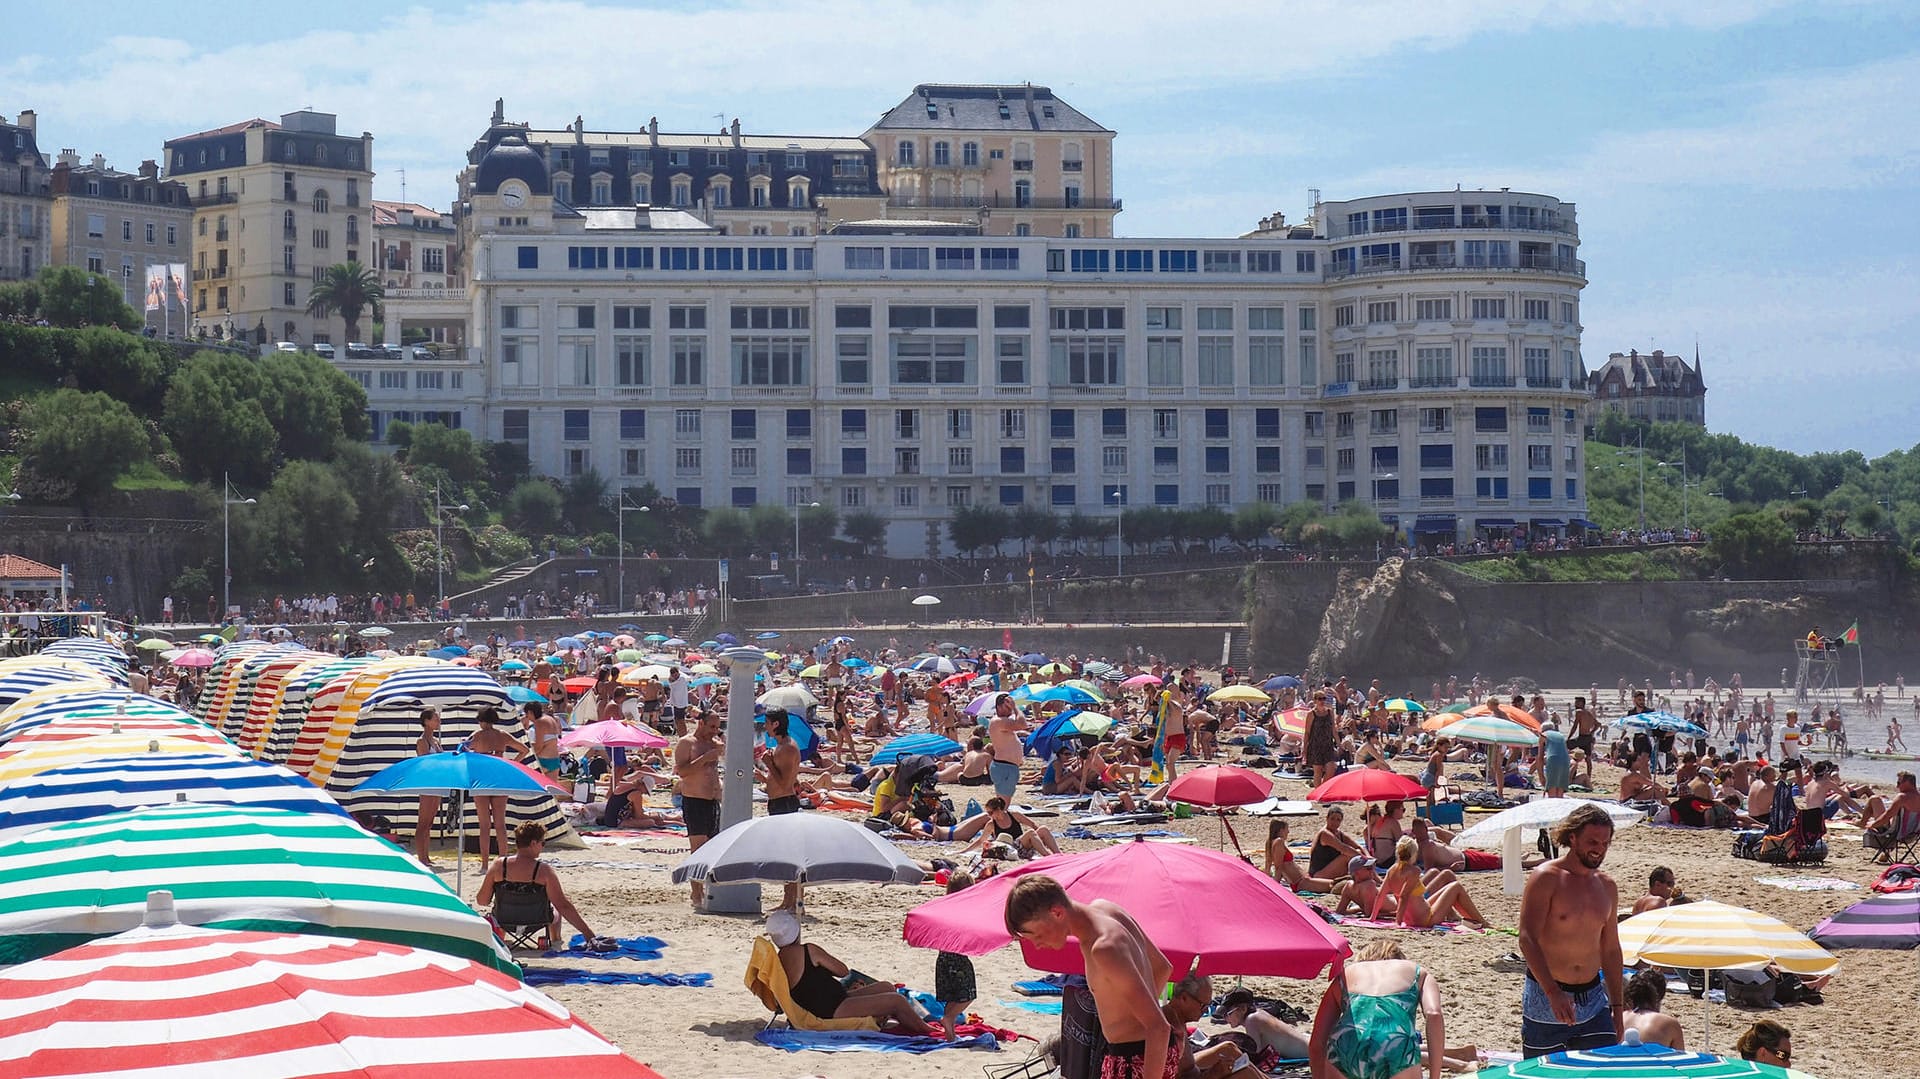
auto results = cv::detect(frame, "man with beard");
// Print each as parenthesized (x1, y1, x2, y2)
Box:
(1517, 802, 1624, 1058)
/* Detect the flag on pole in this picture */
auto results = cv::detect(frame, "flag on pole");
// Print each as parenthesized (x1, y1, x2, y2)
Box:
(1843, 622, 1859, 645)
(143, 265, 167, 311)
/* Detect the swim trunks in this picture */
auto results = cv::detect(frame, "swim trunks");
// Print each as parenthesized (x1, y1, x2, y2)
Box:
(990, 760, 1021, 800)
(1099, 1033, 1182, 1079)
(1521, 972, 1616, 1058)
(768, 794, 801, 816)
(681, 796, 720, 839)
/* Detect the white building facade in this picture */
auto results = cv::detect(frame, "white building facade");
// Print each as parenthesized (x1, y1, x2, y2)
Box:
(355, 153, 1590, 555)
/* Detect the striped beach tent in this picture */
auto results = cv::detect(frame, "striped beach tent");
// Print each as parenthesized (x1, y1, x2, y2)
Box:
(0, 663, 110, 712)
(185, 640, 275, 725)
(0, 919, 661, 1078)
(0, 802, 516, 973)
(0, 734, 245, 786)
(284, 658, 427, 777)
(39, 637, 129, 669)
(256, 656, 372, 765)
(308, 663, 579, 849)
(0, 751, 345, 843)
(0, 687, 210, 742)
(230, 649, 335, 754)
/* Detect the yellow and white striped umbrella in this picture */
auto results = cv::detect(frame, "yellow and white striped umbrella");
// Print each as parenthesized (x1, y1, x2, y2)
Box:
(1618, 899, 1838, 976)
(0, 733, 242, 785)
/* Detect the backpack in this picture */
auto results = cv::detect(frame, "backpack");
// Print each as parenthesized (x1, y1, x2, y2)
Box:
(1721, 969, 1776, 1008)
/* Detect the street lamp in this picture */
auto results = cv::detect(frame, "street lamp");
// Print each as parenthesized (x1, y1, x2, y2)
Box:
(433, 482, 469, 610)
(1616, 431, 1647, 534)
(793, 500, 820, 576)
(221, 471, 255, 621)
(1108, 486, 1126, 577)
(616, 493, 651, 614)
(1656, 454, 1692, 532)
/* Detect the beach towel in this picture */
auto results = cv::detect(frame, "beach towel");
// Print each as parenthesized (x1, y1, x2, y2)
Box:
(544, 858, 672, 872)
(1059, 826, 1184, 841)
(1755, 876, 1861, 892)
(546, 934, 667, 960)
(1869, 863, 1920, 893)
(1013, 976, 1068, 996)
(1069, 812, 1169, 826)
(577, 827, 687, 838)
(521, 968, 711, 987)
(999, 998, 1065, 1015)
(755, 1029, 999, 1053)
(1104, 835, 1196, 844)
(1335, 917, 1487, 934)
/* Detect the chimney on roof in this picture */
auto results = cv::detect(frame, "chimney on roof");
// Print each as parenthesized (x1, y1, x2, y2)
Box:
(574, 115, 584, 141)
(17, 110, 35, 134)
(648, 117, 658, 148)
(731, 118, 741, 147)
(492, 97, 505, 126)
(90, 153, 106, 171)
(139, 159, 158, 179)
(57, 148, 79, 168)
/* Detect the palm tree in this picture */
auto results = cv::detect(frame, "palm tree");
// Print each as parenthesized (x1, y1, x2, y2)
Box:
(307, 261, 383, 343)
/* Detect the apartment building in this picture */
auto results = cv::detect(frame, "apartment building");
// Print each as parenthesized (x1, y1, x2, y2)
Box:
(162, 110, 374, 345)
(352, 127, 1591, 556)
(865, 83, 1119, 238)
(48, 152, 192, 320)
(0, 110, 51, 281)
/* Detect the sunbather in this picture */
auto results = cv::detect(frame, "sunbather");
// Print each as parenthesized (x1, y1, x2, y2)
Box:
(1377, 836, 1486, 929)
(476, 823, 603, 950)
(1263, 819, 1343, 894)
(766, 910, 932, 1034)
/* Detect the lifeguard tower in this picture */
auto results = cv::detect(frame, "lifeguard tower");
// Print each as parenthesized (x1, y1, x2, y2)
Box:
(1793, 637, 1844, 711)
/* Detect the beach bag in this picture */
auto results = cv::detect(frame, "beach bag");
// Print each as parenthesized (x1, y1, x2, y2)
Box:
(1869, 863, 1920, 893)
(1731, 829, 1765, 860)
(1722, 969, 1776, 1008)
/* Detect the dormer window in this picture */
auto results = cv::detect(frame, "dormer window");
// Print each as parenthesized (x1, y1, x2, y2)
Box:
(997, 102, 1011, 119)
(788, 181, 808, 207)
(710, 182, 730, 208)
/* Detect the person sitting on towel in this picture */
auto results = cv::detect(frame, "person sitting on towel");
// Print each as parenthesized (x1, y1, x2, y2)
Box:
(1408, 817, 1522, 872)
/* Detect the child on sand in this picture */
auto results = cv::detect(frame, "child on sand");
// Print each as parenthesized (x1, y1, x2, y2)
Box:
(933, 872, 977, 1039)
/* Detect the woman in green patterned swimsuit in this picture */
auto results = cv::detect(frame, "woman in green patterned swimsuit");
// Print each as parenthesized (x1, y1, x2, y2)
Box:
(1310, 939, 1444, 1079)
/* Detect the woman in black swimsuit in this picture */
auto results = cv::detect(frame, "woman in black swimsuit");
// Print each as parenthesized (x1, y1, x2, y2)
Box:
(1310, 806, 1366, 878)
(475, 823, 602, 949)
(767, 910, 932, 1033)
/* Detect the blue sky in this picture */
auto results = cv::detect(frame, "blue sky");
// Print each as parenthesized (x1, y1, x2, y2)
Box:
(8, 1, 1917, 455)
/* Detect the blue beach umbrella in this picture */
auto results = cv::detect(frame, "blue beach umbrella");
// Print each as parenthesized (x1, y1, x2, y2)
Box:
(755, 631, 782, 641)
(424, 648, 462, 660)
(498, 659, 531, 673)
(700, 640, 720, 650)
(1616, 710, 1708, 738)
(554, 636, 585, 651)
(663, 638, 687, 647)
(355, 751, 552, 893)
(870, 733, 964, 766)
(1018, 652, 1049, 665)
(505, 685, 548, 704)
(841, 657, 872, 670)
(1262, 675, 1303, 691)
(507, 639, 536, 649)
(1024, 709, 1115, 760)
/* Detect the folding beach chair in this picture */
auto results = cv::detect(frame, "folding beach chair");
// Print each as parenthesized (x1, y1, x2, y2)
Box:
(743, 936, 879, 1032)
(490, 883, 555, 951)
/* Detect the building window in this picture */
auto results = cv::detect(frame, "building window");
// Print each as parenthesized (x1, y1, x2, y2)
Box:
(841, 409, 866, 439)
(621, 448, 645, 476)
(999, 408, 1026, 439)
(841, 447, 867, 475)
(676, 448, 702, 474)
(562, 409, 590, 441)
(1102, 445, 1127, 472)
(1471, 297, 1507, 319)
(896, 140, 915, 165)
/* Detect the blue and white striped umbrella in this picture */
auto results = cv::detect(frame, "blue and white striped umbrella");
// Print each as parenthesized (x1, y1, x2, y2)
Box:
(360, 665, 511, 712)
(21, 648, 129, 687)
(40, 638, 129, 668)
(0, 751, 347, 843)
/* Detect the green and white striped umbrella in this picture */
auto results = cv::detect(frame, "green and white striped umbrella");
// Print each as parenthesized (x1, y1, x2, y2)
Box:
(0, 801, 516, 975)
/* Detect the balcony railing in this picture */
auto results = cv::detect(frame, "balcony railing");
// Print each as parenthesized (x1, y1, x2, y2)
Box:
(1524, 375, 1564, 389)
(1012, 159, 1033, 172)
(1061, 160, 1083, 172)
(191, 267, 227, 281)
(885, 194, 1121, 211)
(1469, 374, 1515, 388)
(1324, 213, 1577, 240)
(1326, 254, 1584, 280)
(280, 189, 299, 202)
(384, 287, 466, 301)
(1359, 378, 1400, 392)
(213, 230, 230, 242)
(191, 192, 238, 207)
(1409, 375, 1456, 389)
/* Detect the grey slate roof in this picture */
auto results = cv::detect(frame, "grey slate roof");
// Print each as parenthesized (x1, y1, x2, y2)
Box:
(870, 84, 1109, 133)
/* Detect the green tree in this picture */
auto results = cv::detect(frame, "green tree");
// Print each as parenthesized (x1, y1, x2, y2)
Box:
(796, 502, 840, 557)
(701, 507, 755, 557)
(241, 460, 360, 579)
(161, 351, 276, 485)
(839, 510, 884, 555)
(67, 327, 176, 416)
(1706, 511, 1796, 577)
(949, 504, 1014, 557)
(506, 480, 563, 534)
(31, 266, 141, 330)
(1326, 501, 1393, 549)
(1187, 505, 1232, 550)
(561, 470, 612, 534)
(747, 504, 795, 555)
(257, 352, 355, 462)
(306, 261, 383, 343)
(406, 423, 487, 487)
(18, 389, 147, 498)
(485, 440, 532, 495)
(385, 419, 414, 448)
(1009, 505, 1051, 555)
(1230, 502, 1283, 545)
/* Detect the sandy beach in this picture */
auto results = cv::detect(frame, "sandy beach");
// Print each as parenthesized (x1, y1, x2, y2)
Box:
(448, 693, 1912, 1079)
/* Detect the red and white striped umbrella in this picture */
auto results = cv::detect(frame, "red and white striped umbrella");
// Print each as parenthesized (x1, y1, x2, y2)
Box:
(0, 895, 665, 1079)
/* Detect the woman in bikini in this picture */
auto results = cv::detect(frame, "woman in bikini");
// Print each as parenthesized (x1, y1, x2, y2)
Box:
(1375, 836, 1486, 929)
(1263, 819, 1344, 894)
(412, 707, 444, 866)
(468, 705, 529, 871)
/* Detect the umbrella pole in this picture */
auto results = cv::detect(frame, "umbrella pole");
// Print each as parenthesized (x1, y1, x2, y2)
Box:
(1702, 967, 1710, 1051)
(455, 789, 466, 899)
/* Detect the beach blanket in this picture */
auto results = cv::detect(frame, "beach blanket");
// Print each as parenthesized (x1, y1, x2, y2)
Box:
(1755, 876, 1861, 892)
(1059, 826, 1184, 841)
(755, 1029, 999, 1053)
(1242, 799, 1319, 816)
(998, 998, 1064, 1015)
(521, 968, 711, 988)
(545, 934, 668, 960)
(1104, 835, 1196, 844)
(545, 858, 671, 872)
(1013, 976, 1068, 996)
(1069, 812, 1169, 826)
(577, 827, 687, 838)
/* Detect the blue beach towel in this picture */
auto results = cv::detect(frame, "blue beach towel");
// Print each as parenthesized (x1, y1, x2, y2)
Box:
(998, 998, 1064, 1015)
(544, 934, 668, 960)
(521, 968, 711, 988)
(755, 1029, 998, 1053)
(1013, 975, 1068, 996)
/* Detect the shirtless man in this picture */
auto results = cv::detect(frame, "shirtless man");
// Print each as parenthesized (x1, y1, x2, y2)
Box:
(673, 708, 724, 909)
(1618, 752, 1669, 803)
(987, 695, 1027, 801)
(1517, 802, 1624, 1058)
(762, 708, 803, 910)
(1747, 766, 1778, 823)
(1631, 867, 1677, 915)
(635, 673, 666, 732)
(1006, 876, 1175, 1079)
(1571, 697, 1600, 772)
(1159, 689, 1188, 782)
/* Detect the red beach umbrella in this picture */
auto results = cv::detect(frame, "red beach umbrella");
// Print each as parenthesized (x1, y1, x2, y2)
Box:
(1166, 764, 1273, 808)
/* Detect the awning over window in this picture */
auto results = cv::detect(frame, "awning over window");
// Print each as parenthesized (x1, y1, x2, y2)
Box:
(1413, 515, 1457, 531)
(1531, 518, 1567, 527)
(1568, 518, 1598, 529)
(1475, 518, 1516, 528)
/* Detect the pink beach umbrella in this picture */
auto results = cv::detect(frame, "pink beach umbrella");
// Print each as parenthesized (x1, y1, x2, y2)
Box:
(169, 649, 217, 669)
(1119, 673, 1162, 689)
(903, 837, 1349, 978)
(559, 720, 670, 751)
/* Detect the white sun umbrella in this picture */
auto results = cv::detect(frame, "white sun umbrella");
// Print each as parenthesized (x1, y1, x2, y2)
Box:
(757, 685, 819, 712)
(1455, 798, 1646, 896)
(911, 594, 942, 606)
(359, 626, 393, 638)
(671, 813, 924, 886)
